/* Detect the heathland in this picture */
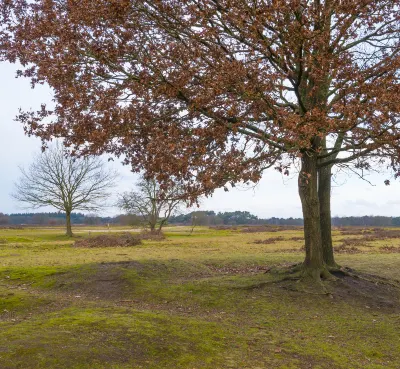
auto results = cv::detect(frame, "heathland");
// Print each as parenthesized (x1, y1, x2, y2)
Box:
(0, 225, 399, 369)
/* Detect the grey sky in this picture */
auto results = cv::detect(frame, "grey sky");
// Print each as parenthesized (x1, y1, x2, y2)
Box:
(1, 62, 399, 218)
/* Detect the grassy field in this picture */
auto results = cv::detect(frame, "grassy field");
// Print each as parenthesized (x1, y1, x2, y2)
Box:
(0, 225, 399, 369)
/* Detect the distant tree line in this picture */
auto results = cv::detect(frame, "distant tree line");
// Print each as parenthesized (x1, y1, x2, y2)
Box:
(331, 216, 400, 227)
(169, 211, 304, 226)
(2, 211, 400, 228)
(169, 212, 400, 228)
(0, 213, 115, 226)
(170, 211, 261, 226)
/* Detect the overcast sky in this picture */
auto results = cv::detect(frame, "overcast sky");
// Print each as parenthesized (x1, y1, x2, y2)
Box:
(1, 61, 400, 218)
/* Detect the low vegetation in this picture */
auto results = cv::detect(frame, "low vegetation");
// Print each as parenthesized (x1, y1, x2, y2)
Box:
(74, 233, 142, 248)
(0, 225, 399, 368)
(252, 236, 285, 244)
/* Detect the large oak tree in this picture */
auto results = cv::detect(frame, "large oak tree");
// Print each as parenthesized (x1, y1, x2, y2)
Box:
(1, 0, 400, 281)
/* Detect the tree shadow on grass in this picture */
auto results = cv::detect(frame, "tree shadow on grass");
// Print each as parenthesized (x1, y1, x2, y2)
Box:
(237, 264, 400, 313)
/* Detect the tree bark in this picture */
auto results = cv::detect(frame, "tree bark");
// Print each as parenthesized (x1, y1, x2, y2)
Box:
(318, 165, 338, 268)
(65, 211, 73, 237)
(158, 221, 166, 233)
(298, 153, 329, 280)
(149, 219, 157, 234)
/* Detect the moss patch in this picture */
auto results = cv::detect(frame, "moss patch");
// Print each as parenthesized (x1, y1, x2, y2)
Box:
(0, 307, 238, 369)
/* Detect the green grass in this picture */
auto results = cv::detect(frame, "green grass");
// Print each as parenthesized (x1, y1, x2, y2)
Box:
(0, 225, 399, 368)
(0, 307, 234, 369)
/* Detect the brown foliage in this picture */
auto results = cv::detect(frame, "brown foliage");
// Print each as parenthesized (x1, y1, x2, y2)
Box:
(341, 228, 400, 241)
(241, 225, 300, 233)
(340, 238, 367, 248)
(289, 236, 304, 241)
(241, 226, 279, 233)
(380, 246, 400, 253)
(209, 225, 238, 231)
(334, 245, 362, 254)
(372, 229, 400, 239)
(136, 231, 166, 241)
(2, 1, 400, 198)
(339, 228, 368, 236)
(74, 233, 142, 248)
(252, 236, 284, 245)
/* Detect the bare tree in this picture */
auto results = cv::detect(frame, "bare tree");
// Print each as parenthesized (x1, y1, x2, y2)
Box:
(118, 177, 186, 233)
(13, 144, 117, 236)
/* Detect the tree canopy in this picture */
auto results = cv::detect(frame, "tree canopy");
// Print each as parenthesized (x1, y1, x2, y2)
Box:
(2, 1, 399, 182)
(1, 0, 400, 280)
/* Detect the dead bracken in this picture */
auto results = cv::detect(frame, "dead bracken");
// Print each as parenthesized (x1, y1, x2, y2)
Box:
(241, 225, 300, 233)
(334, 245, 362, 254)
(252, 236, 285, 244)
(209, 225, 238, 231)
(380, 246, 400, 253)
(136, 231, 166, 241)
(339, 227, 400, 240)
(74, 233, 142, 248)
(289, 236, 304, 241)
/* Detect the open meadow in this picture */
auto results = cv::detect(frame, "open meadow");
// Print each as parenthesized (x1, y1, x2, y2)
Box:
(0, 225, 400, 369)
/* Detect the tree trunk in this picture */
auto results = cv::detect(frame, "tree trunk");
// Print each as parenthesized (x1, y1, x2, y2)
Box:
(149, 221, 157, 234)
(298, 153, 329, 280)
(158, 220, 166, 233)
(318, 165, 338, 268)
(65, 211, 73, 237)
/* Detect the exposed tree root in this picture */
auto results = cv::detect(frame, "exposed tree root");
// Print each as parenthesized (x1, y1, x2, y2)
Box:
(264, 262, 400, 295)
(246, 263, 400, 304)
(328, 266, 400, 289)
(265, 262, 336, 281)
(263, 263, 336, 294)
(326, 262, 342, 271)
